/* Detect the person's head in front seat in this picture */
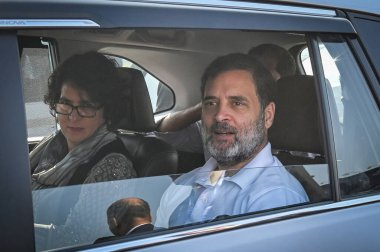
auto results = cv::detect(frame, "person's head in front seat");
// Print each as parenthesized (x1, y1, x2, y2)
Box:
(248, 43, 296, 81)
(107, 197, 153, 236)
(200, 53, 276, 170)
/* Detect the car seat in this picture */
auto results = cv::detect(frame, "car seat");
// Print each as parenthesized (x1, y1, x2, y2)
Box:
(269, 75, 325, 164)
(115, 67, 178, 177)
(269, 75, 330, 202)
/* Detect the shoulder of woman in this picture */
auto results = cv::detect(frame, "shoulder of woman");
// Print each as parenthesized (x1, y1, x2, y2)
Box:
(85, 153, 137, 183)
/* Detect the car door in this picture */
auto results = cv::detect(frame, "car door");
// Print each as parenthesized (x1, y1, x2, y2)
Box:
(0, 1, 379, 252)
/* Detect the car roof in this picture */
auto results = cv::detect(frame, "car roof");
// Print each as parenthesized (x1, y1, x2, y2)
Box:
(275, 0, 380, 16)
(112, 0, 380, 16)
(4, 0, 380, 17)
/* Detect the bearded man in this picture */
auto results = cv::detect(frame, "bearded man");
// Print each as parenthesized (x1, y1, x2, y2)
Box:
(155, 53, 308, 228)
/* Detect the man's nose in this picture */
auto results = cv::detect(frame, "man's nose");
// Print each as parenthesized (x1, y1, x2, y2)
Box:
(214, 103, 232, 122)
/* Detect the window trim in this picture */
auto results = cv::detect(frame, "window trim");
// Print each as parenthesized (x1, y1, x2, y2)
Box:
(307, 34, 341, 201)
(0, 2, 354, 33)
(0, 19, 99, 28)
(347, 37, 380, 108)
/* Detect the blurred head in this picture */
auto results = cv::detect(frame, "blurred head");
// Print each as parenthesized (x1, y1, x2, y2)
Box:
(248, 43, 296, 81)
(44, 51, 130, 150)
(107, 198, 152, 236)
(200, 53, 276, 168)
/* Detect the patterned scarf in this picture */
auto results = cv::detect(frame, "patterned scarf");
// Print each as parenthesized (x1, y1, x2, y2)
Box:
(31, 125, 117, 190)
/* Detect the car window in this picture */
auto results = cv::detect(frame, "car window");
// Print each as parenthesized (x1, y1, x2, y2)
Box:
(301, 35, 380, 198)
(317, 35, 380, 198)
(28, 29, 335, 251)
(106, 55, 174, 113)
(21, 40, 56, 140)
(33, 176, 173, 250)
(300, 46, 343, 124)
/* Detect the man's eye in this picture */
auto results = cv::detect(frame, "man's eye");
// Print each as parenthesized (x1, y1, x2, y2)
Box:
(204, 101, 216, 106)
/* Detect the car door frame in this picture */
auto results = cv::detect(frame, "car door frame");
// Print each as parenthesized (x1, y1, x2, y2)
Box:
(0, 31, 35, 251)
(1, 1, 379, 251)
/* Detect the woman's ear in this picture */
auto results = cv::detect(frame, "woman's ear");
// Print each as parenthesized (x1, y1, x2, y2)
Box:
(264, 102, 275, 129)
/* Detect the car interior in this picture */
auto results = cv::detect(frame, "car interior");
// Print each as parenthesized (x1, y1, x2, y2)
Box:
(25, 28, 331, 198)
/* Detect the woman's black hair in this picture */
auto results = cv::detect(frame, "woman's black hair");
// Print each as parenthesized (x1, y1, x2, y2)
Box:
(44, 51, 130, 130)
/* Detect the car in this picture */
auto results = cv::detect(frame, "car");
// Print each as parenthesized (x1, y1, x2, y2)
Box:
(0, 0, 379, 251)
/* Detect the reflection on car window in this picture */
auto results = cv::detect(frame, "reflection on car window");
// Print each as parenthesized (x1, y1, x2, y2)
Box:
(300, 47, 343, 124)
(33, 176, 173, 250)
(33, 163, 328, 250)
(155, 165, 313, 229)
(318, 35, 380, 198)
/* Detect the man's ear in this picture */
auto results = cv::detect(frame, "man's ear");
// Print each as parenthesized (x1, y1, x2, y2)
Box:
(108, 217, 119, 235)
(264, 102, 275, 129)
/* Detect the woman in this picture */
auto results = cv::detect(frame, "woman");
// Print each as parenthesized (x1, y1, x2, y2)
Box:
(31, 51, 136, 189)
(31, 51, 138, 249)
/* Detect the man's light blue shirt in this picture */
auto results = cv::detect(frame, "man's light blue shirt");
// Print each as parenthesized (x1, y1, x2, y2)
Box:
(155, 143, 309, 228)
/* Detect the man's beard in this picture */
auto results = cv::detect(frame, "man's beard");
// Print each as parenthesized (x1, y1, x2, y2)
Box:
(201, 111, 266, 167)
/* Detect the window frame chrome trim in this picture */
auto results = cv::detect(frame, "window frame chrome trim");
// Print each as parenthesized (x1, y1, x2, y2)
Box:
(0, 19, 99, 28)
(82, 194, 380, 252)
(126, 0, 337, 17)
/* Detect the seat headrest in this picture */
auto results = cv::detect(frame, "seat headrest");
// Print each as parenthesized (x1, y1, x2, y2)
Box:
(116, 68, 156, 132)
(118, 131, 178, 177)
(269, 75, 323, 154)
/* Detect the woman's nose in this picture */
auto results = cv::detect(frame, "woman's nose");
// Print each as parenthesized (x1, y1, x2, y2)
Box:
(68, 108, 81, 121)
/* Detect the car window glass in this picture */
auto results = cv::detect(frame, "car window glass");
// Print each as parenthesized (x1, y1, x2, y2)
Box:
(28, 29, 334, 251)
(106, 55, 174, 113)
(33, 176, 173, 251)
(300, 47, 343, 124)
(21, 44, 56, 140)
(33, 164, 326, 250)
(317, 35, 380, 198)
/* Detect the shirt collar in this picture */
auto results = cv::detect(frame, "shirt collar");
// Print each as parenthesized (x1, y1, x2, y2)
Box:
(193, 158, 219, 187)
(228, 143, 277, 189)
(195, 143, 276, 189)
(126, 223, 151, 235)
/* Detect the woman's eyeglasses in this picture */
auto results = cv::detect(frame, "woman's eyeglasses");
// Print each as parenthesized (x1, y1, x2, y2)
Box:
(54, 102, 103, 118)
